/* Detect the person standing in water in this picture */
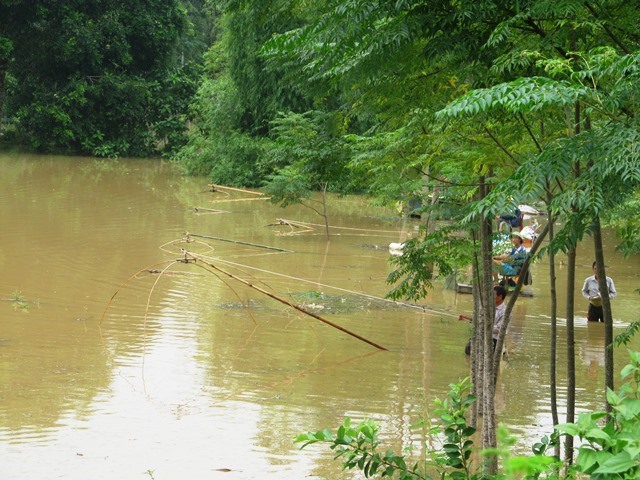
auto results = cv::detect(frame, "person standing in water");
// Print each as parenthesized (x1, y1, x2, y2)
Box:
(465, 285, 507, 354)
(581, 262, 617, 322)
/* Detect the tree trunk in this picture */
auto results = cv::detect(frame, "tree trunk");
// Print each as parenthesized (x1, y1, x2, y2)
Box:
(470, 252, 482, 428)
(478, 178, 497, 475)
(592, 218, 614, 412)
(547, 214, 560, 459)
(564, 247, 577, 464)
(321, 183, 330, 240)
(0, 61, 7, 131)
(562, 102, 581, 466)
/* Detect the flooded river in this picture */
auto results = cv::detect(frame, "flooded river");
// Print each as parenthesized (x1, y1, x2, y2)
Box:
(1, 152, 639, 479)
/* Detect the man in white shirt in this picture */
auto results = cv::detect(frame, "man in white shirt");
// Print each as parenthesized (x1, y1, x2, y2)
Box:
(582, 262, 617, 322)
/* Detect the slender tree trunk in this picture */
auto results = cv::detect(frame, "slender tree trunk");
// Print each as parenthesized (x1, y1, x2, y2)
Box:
(548, 214, 560, 459)
(564, 247, 577, 464)
(0, 62, 7, 131)
(421, 172, 439, 278)
(583, 109, 614, 410)
(470, 250, 482, 428)
(563, 102, 581, 466)
(592, 218, 614, 412)
(321, 183, 330, 240)
(469, 205, 484, 429)
(478, 178, 497, 475)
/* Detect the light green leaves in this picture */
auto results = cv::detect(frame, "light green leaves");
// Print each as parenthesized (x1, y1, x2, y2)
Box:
(437, 77, 587, 119)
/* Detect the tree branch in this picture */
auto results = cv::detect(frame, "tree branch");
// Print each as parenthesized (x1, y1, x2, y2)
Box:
(518, 112, 543, 153)
(481, 123, 519, 165)
(524, 17, 569, 59)
(415, 168, 489, 188)
(299, 199, 326, 217)
(584, 1, 632, 54)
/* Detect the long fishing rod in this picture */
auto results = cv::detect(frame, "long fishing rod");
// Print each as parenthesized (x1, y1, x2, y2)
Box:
(277, 218, 401, 234)
(185, 232, 293, 253)
(182, 250, 388, 351)
(202, 254, 460, 319)
(164, 236, 461, 319)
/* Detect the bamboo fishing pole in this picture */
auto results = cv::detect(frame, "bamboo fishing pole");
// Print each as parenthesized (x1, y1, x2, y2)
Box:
(209, 197, 271, 203)
(209, 184, 264, 196)
(182, 250, 388, 352)
(185, 232, 293, 252)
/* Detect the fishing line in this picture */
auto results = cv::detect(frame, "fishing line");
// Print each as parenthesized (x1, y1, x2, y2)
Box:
(183, 250, 388, 351)
(196, 252, 460, 319)
(159, 236, 460, 319)
(277, 217, 402, 234)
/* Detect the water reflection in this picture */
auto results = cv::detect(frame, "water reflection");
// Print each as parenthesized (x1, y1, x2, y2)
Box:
(0, 153, 639, 479)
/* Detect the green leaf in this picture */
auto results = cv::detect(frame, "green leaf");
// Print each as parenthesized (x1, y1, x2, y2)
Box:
(585, 428, 612, 444)
(575, 448, 599, 473)
(555, 423, 581, 436)
(441, 413, 455, 423)
(615, 398, 640, 420)
(293, 433, 319, 450)
(443, 443, 461, 453)
(607, 388, 621, 405)
(593, 451, 635, 474)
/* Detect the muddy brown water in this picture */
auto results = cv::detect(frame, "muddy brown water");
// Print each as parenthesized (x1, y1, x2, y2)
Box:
(1, 152, 639, 479)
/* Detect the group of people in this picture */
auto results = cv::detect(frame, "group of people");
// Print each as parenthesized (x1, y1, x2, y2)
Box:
(461, 209, 619, 356)
(465, 254, 617, 355)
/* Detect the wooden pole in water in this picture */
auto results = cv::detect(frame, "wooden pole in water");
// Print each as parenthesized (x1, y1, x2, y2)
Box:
(209, 184, 264, 196)
(185, 232, 293, 253)
(183, 250, 388, 352)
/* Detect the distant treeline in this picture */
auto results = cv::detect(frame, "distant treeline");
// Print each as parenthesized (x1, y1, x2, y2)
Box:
(0, 0, 215, 159)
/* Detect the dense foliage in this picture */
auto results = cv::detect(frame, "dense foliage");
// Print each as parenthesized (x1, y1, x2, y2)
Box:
(0, 0, 213, 157)
(176, 0, 322, 187)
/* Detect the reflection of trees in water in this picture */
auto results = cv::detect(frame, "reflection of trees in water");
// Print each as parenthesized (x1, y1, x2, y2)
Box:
(0, 158, 189, 435)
